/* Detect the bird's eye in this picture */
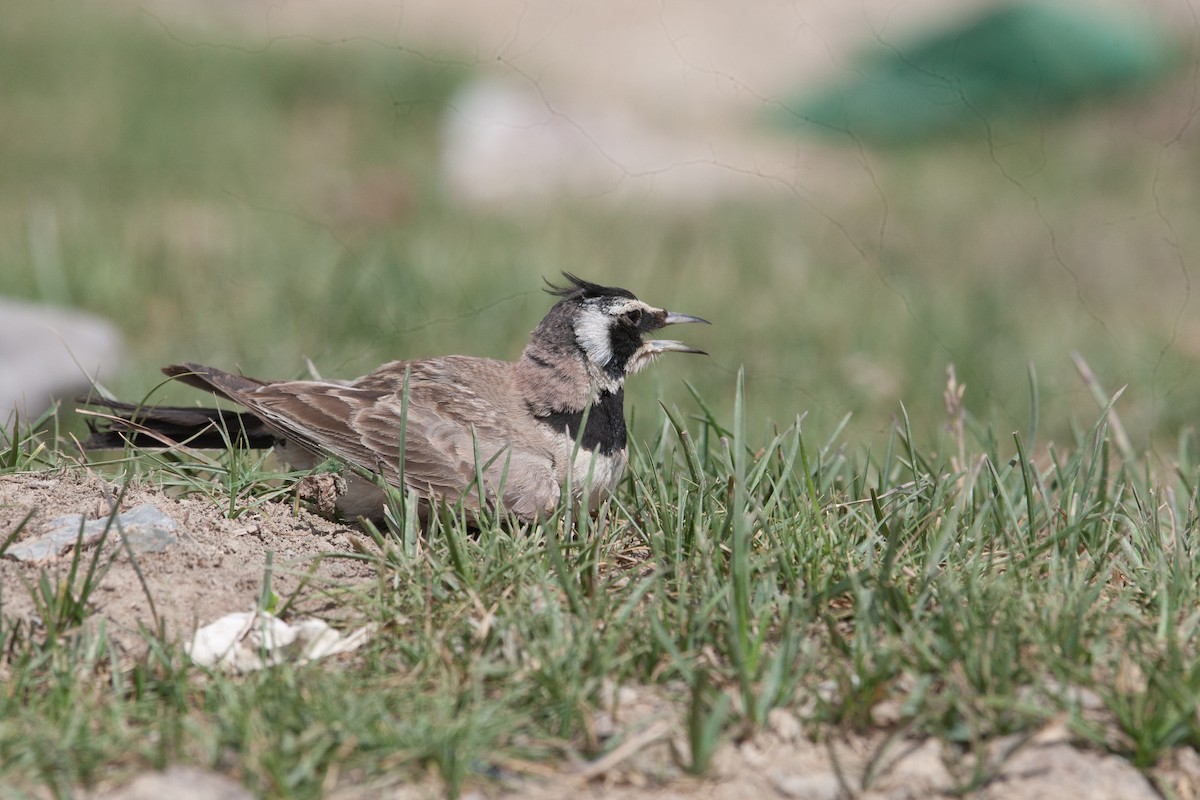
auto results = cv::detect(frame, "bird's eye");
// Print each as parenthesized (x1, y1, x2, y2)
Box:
(623, 308, 643, 326)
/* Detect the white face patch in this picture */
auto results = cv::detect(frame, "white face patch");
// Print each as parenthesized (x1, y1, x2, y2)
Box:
(572, 305, 614, 368)
(572, 298, 659, 393)
(571, 300, 655, 364)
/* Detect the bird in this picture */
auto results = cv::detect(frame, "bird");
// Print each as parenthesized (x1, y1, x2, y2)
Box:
(81, 274, 709, 524)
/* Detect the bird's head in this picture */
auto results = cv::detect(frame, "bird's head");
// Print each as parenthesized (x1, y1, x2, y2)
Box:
(537, 273, 709, 391)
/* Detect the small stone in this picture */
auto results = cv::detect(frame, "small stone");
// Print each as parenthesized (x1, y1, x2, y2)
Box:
(739, 738, 769, 768)
(1030, 721, 1073, 746)
(1154, 747, 1200, 800)
(981, 738, 1158, 800)
(768, 708, 803, 742)
(5, 513, 89, 561)
(97, 766, 251, 800)
(769, 770, 844, 800)
(5, 504, 178, 562)
(117, 505, 181, 553)
(1177, 746, 1200, 778)
(815, 680, 841, 705)
(870, 699, 904, 728)
(594, 710, 615, 741)
(1020, 680, 1105, 711)
(295, 473, 347, 517)
(708, 739, 743, 778)
(186, 610, 375, 673)
(871, 738, 952, 796)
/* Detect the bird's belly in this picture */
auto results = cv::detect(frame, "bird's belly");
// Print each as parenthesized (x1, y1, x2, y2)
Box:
(276, 440, 389, 520)
(569, 448, 628, 507)
(333, 476, 390, 520)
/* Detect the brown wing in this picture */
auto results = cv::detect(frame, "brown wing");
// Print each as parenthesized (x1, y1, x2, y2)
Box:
(349, 357, 563, 518)
(173, 359, 561, 518)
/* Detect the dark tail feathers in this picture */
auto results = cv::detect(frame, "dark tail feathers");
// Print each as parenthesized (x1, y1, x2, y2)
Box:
(79, 398, 276, 450)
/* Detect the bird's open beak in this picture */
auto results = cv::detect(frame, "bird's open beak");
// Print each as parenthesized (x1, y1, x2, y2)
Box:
(648, 310, 710, 355)
(663, 311, 710, 327)
(645, 339, 707, 355)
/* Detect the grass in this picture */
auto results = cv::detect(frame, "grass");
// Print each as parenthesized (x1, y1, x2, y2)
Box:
(4, 368, 1200, 797)
(3, 1, 1200, 797)
(3, 1, 1200, 449)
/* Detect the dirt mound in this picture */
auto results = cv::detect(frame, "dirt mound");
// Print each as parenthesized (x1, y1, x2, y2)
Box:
(0, 471, 373, 658)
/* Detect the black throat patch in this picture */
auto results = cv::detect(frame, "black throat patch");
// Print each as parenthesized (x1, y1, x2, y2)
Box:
(534, 389, 627, 455)
(603, 323, 642, 379)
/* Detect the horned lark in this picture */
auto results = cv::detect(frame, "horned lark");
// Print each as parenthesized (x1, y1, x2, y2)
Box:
(84, 274, 708, 523)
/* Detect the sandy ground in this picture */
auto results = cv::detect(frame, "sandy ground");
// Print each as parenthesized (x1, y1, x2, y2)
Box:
(1, 470, 1196, 799)
(0, 471, 375, 660)
(13, 1, 1200, 795)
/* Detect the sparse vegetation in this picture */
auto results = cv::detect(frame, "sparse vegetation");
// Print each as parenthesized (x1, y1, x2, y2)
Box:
(5, 367, 1200, 796)
(3, 1, 1200, 798)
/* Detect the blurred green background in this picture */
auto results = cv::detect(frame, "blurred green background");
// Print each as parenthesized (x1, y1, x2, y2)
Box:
(4, 0, 1198, 453)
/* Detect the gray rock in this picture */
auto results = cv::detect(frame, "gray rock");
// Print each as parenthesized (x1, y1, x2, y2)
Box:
(870, 737, 953, 798)
(96, 766, 252, 800)
(5, 504, 179, 562)
(769, 770, 845, 800)
(980, 730, 1158, 800)
(0, 295, 122, 425)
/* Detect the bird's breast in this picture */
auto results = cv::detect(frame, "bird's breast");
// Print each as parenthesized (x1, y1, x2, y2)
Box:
(569, 447, 628, 507)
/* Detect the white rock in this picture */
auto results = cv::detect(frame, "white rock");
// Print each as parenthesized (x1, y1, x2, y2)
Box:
(767, 707, 804, 742)
(981, 738, 1158, 800)
(98, 765, 251, 800)
(871, 738, 953, 796)
(769, 770, 845, 800)
(186, 610, 375, 673)
(0, 296, 122, 424)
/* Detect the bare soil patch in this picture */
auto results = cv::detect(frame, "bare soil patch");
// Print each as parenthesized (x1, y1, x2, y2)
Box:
(0, 471, 374, 658)
(2, 471, 1193, 799)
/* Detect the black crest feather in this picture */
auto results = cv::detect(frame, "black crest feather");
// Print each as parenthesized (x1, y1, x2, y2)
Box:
(544, 273, 636, 302)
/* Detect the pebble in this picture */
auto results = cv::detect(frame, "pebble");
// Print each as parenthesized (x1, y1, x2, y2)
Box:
(97, 766, 251, 800)
(4, 504, 179, 562)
